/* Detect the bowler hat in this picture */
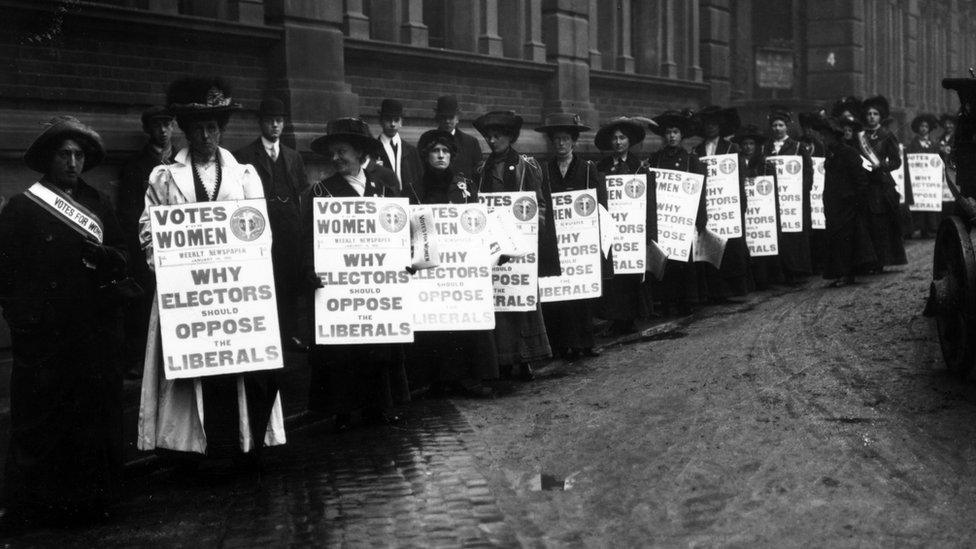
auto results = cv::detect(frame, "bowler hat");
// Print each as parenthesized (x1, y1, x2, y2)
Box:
(911, 113, 940, 134)
(258, 98, 287, 118)
(435, 95, 460, 116)
(692, 106, 740, 137)
(473, 110, 523, 142)
(24, 115, 105, 173)
(862, 95, 890, 121)
(768, 107, 793, 125)
(594, 117, 646, 150)
(730, 124, 768, 146)
(534, 112, 591, 135)
(310, 117, 381, 157)
(166, 76, 241, 119)
(140, 105, 173, 128)
(417, 129, 458, 155)
(650, 110, 692, 138)
(379, 99, 404, 118)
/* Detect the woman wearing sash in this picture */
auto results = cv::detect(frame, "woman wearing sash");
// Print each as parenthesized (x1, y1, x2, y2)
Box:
(405, 129, 497, 397)
(536, 113, 605, 359)
(733, 124, 783, 290)
(0, 116, 126, 528)
(302, 118, 410, 426)
(906, 113, 941, 238)
(470, 110, 560, 381)
(761, 109, 813, 283)
(859, 95, 908, 271)
(594, 117, 648, 333)
(691, 106, 751, 300)
(137, 78, 286, 468)
(649, 110, 707, 315)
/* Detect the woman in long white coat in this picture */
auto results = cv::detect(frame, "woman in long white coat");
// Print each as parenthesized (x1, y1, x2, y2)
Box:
(136, 77, 285, 463)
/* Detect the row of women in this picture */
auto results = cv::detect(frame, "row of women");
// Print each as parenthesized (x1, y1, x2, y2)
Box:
(0, 75, 918, 530)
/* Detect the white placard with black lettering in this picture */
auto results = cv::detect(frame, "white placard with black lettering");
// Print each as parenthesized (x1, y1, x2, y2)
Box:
(313, 197, 413, 344)
(540, 189, 602, 303)
(765, 155, 804, 233)
(150, 199, 283, 379)
(650, 168, 705, 262)
(907, 153, 944, 212)
(743, 176, 779, 257)
(409, 204, 495, 331)
(605, 173, 647, 273)
(478, 191, 539, 311)
(700, 154, 743, 238)
(810, 156, 826, 230)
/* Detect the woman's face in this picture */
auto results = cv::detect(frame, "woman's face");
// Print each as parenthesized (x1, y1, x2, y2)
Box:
(740, 138, 756, 157)
(611, 129, 630, 154)
(945, 120, 956, 134)
(485, 129, 512, 154)
(843, 126, 854, 141)
(770, 119, 788, 140)
(704, 122, 720, 139)
(665, 127, 682, 147)
(551, 131, 576, 158)
(186, 118, 221, 160)
(917, 121, 930, 137)
(865, 108, 882, 128)
(427, 143, 452, 170)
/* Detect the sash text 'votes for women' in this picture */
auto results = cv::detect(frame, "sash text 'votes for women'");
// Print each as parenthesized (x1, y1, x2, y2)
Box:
(478, 191, 539, 311)
(540, 189, 602, 302)
(313, 197, 413, 344)
(605, 174, 647, 273)
(150, 199, 283, 379)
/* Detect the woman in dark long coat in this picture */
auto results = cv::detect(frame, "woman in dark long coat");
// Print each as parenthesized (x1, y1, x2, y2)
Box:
(536, 113, 606, 359)
(649, 110, 707, 314)
(405, 129, 498, 397)
(906, 113, 941, 238)
(691, 106, 751, 299)
(858, 95, 907, 270)
(761, 109, 813, 283)
(0, 117, 126, 528)
(594, 117, 648, 333)
(471, 110, 560, 380)
(303, 118, 410, 426)
(799, 110, 829, 274)
(733, 124, 783, 290)
(816, 115, 877, 284)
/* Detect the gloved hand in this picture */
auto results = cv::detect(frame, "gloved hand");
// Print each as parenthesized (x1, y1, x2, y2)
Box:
(304, 270, 324, 290)
(497, 254, 512, 266)
(81, 240, 124, 274)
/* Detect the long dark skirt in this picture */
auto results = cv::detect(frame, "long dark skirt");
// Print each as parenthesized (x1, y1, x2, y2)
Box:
(542, 299, 596, 353)
(199, 371, 278, 458)
(778, 231, 812, 278)
(407, 331, 499, 387)
(703, 236, 751, 298)
(808, 229, 827, 274)
(603, 274, 642, 321)
(4, 323, 123, 519)
(750, 255, 784, 290)
(659, 259, 702, 310)
(494, 307, 551, 366)
(307, 343, 408, 416)
(867, 210, 908, 266)
(823, 213, 877, 280)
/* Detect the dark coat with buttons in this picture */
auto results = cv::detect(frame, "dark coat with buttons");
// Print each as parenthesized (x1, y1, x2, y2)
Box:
(0, 178, 126, 513)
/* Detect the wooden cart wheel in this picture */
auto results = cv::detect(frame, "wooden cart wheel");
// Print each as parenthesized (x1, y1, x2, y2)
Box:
(931, 216, 976, 374)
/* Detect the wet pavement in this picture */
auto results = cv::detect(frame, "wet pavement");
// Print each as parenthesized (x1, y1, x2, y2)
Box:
(1, 400, 516, 547)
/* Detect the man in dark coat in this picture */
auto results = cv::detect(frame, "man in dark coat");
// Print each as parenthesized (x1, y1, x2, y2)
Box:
(0, 116, 127, 529)
(234, 97, 309, 350)
(303, 117, 407, 427)
(118, 106, 174, 377)
(375, 98, 424, 202)
(433, 95, 483, 179)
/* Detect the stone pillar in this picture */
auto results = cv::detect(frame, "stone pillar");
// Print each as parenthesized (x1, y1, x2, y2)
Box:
(688, 0, 702, 81)
(587, 0, 601, 69)
(904, 0, 919, 109)
(541, 0, 597, 124)
(343, 0, 371, 38)
(523, 0, 546, 62)
(661, 0, 678, 78)
(447, 0, 480, 52)
(369, 0, 400, 42)
(700, 0, 731, 103)
(804, 0, 864, 102)
(480, 0, 504, 55)
(228, 0, 264, 23)
(499, 0, 527, 58)
(633, 0, 660, 75)
(400, 0, 428, 45)
(615, 0, 635, 72)
(265, 1, 359, 150)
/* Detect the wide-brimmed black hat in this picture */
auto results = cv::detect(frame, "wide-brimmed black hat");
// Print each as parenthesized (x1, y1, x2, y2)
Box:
(862, 95, 890, 120)
(24, 115, 105, 173)
(911, 113, 940, 134)
(258, 98, 287, 118)
(310, 117, 381, 157)
(798, 108, 829, 129)
(534, 112, 590, 135)
(831, 96, 863, 119)
(767, 107, 793, 125)
(940, 112, 958, 126)
(730, 124, 768, 145)
(473, 110, 523, 141)
(594, 117, 646, 150)
(379, 99, 404, 118)
(166, 77, 241, 119)
(651, 110, 692, 137)
(417, 129, 458, 154)
(692, 106, 740, 137)
(141, 105, 173, 127)
(435, 95, 460, 116)
(812, 114, 862, 137)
